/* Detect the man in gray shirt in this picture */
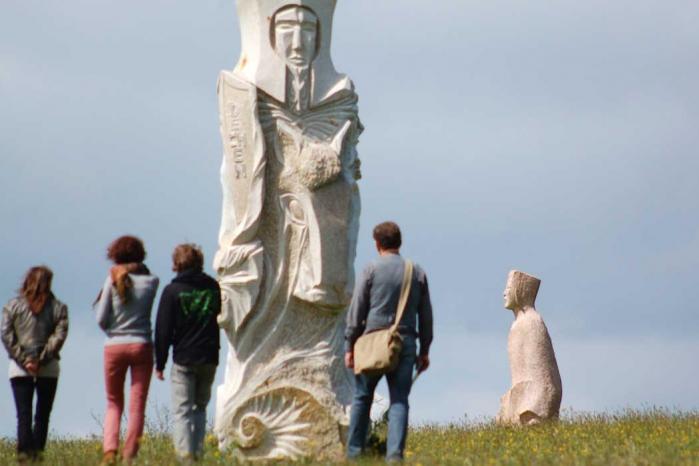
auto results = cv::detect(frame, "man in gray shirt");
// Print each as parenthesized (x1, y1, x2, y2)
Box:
(344, 221, 433, 461)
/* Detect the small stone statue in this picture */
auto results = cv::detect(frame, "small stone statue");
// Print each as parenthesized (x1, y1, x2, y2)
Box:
(497, 270, 562, 425)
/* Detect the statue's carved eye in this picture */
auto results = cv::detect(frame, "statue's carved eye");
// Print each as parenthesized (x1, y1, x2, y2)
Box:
(280, 194, 305, 225)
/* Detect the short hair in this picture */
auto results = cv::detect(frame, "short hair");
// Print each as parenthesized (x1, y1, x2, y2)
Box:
(373, 221, 402, 250)
(107, 235, 146, 264)
(172, 243, 204, 273)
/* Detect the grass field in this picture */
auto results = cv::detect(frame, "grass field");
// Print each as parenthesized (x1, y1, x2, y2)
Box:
(0, 409, 696, 465)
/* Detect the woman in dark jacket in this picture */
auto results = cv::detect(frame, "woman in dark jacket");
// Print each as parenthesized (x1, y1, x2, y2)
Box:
(1, 266, 69, 463)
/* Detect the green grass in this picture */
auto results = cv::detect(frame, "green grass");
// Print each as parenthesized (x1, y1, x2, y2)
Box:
(0, 409, 696, 465)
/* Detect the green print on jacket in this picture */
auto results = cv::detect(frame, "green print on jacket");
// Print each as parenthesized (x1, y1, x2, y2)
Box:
(178, 289, 216, 323)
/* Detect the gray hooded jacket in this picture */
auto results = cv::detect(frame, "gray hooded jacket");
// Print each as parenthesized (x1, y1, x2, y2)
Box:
(94, 273, 159, 345)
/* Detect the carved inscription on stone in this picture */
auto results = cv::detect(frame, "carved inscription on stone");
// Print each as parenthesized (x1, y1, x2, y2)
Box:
(227, 104, 247, 179)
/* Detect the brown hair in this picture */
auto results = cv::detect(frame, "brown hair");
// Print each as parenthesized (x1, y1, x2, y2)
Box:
(107, 235, 146, 264)
(373, 221, 402, 250)
(172, 243, 204, 273)
(21, 266, 53, 314)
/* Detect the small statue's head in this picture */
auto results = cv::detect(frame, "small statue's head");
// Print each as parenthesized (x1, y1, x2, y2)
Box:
(271, 5, 319, 69)
(503, 270, 541, 310)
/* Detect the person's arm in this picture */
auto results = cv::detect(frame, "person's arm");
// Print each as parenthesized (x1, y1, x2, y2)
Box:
(213, 281, 222, 319)
(40, 301, 69, 363)
(1, 302, 29, 366)
(154, 285, 175, 377)
(344, 265, 373, 366)
(94, 276, 114, 331)
(416, 270, 433, 372)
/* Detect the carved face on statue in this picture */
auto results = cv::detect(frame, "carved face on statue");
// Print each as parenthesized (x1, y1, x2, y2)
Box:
(272, 6, 318, 69)
(504, 270, 541, 310)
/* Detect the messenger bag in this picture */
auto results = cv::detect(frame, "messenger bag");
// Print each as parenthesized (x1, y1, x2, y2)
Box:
(353, 260, 413, 375)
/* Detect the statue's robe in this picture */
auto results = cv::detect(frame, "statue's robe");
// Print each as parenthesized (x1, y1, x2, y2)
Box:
(497, 309, 562, 425)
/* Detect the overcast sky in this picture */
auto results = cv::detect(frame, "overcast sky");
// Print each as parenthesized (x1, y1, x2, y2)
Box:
(1, 0, 698, 437)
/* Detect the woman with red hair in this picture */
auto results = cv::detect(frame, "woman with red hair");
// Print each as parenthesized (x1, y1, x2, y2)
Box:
(94, 235, 159, 465)
(1, 266, 69, 463)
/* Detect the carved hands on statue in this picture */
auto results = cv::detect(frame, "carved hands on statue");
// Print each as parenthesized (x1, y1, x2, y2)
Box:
(344, 351, 354, 369)
(416, 354, 430, 373)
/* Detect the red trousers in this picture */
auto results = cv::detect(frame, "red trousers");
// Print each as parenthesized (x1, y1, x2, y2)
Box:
(102, 343, 153, 459)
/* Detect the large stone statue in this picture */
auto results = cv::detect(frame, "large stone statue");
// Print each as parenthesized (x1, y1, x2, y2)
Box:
(212, 0, 362, 460)
(497, 270, 562, 425)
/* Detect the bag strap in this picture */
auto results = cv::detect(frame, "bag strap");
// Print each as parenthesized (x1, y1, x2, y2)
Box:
(390, 260, 414, 332)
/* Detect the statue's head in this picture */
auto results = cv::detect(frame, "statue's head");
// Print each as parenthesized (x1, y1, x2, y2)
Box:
(234, 0, 351, 107)
(503, 270, 540, 310)
(271, 6, 319, 69)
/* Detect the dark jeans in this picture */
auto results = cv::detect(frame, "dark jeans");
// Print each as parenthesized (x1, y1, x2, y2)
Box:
(347, 335, 417, 461)
(10, 376, 58, 455)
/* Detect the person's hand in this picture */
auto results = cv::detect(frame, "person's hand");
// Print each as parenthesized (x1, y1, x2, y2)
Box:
(416, 354, 430, 373)
(155, 370, 164, 381)
(24, 360, 39, 376)
(344, 352, 354, 369)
